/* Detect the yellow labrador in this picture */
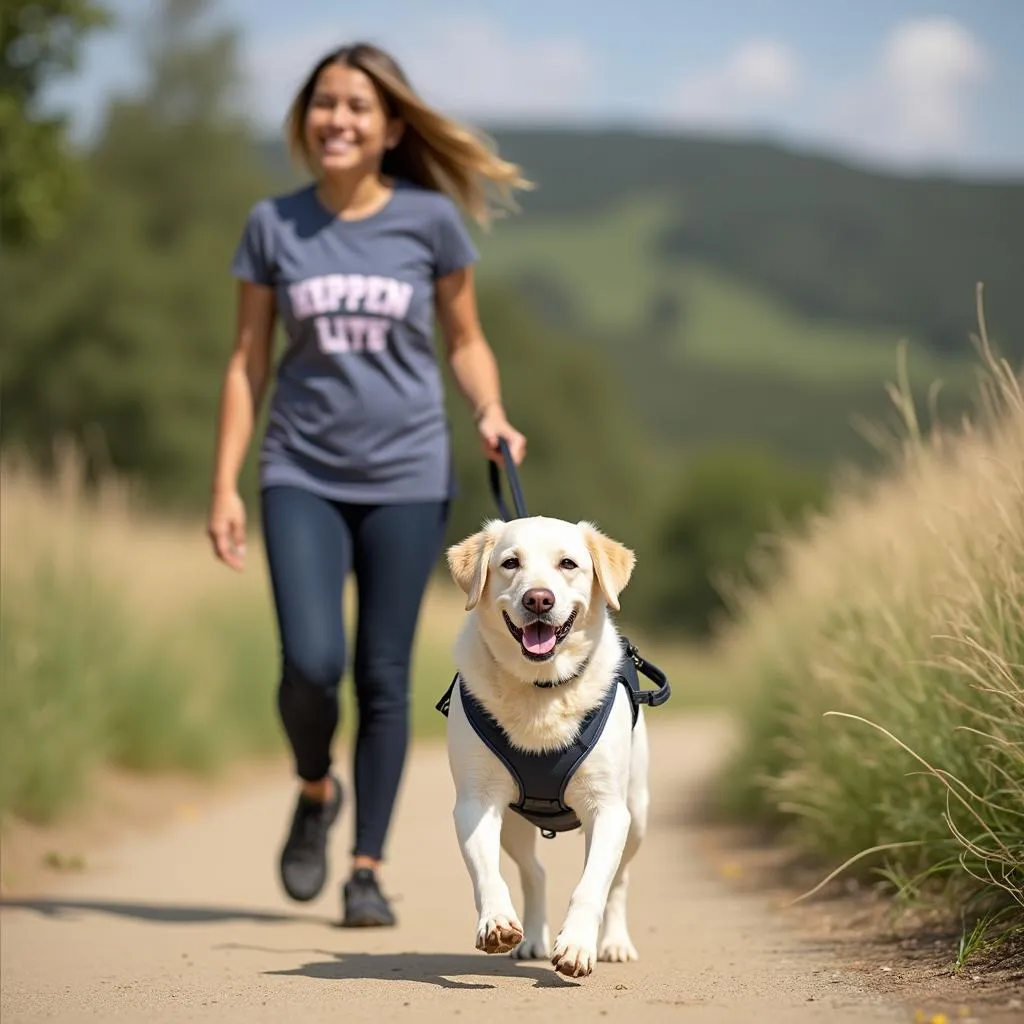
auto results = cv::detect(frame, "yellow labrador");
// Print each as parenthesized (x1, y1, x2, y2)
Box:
(441, 515, 649, 978)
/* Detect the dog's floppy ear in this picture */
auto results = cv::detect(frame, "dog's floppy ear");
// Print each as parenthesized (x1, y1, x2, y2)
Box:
(580, 522, 635, 612)
(447, 520, 503, 611)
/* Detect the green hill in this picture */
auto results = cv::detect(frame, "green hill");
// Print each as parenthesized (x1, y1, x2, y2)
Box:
(478, 127, 1024, 359)
(259, 128, 1021, 471)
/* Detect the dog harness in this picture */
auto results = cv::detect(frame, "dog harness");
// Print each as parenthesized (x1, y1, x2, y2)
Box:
(436, 636, 671, 839)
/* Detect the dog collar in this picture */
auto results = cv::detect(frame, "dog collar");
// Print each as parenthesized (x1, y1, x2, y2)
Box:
(476, 632, 592, 690)
(533, 655, 592, 689)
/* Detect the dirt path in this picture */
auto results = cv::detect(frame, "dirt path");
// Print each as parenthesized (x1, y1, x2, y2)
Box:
(2, 714, 917, 1023)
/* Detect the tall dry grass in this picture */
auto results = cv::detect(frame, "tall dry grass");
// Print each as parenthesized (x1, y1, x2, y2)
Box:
(0, 451, 470, 824)
(714, 287, 1023, 936)
(1, 450, 277, 822)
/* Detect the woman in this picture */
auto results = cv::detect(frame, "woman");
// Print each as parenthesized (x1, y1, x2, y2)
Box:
(207, 42, 529, 927)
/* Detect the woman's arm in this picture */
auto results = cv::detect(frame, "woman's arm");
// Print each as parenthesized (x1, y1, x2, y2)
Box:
(436, 265, 527, 465)
(207, 281, 276, 569)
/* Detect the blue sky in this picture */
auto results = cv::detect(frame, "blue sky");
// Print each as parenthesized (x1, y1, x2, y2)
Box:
(48, 0, 1024, 178)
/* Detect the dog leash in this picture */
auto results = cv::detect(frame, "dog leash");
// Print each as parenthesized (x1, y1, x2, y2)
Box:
(488, 435, 528, 521)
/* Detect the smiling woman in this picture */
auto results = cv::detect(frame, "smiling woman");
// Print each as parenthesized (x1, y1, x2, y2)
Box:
(283, 44, 531, 226)
(205, 40, 533, 931)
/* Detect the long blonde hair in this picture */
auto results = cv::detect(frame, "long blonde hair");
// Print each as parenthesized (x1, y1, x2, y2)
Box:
(285, 43, 533, 228)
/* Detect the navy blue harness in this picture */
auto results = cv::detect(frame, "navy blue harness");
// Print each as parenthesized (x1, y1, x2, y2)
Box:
(436, 635, 671, 838)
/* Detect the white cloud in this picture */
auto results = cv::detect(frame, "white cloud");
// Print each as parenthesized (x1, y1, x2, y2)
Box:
(669, 39, 800, 126)
(824, 17, 989, 163)
(241, 17, 595, 131)
(404, 19, 594, 119)
(238, 15, 994, 171)
(660, 19, 991, 169)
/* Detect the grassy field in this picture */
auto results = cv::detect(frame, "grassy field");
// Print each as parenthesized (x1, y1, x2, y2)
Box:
(475, 195, 973, 389)
(709, 296, 1023, 948)
(473, 195, 982, 472)
(0, 449, 711, 827)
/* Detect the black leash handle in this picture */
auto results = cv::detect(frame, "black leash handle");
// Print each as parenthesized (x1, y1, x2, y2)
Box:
(488, 436, 528, 521)
(627, 643, 672, 707)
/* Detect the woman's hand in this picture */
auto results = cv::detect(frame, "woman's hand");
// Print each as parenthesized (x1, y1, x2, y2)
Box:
(476, 402, 527, 466)
(207, 280, 274, 573)
(207, 487, 248, 571)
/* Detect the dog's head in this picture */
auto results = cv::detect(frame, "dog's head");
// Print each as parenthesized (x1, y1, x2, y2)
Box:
(446, 516, 635, 678)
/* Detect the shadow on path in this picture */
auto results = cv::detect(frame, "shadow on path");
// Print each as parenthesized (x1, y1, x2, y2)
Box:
(223, 942, 580, 990)
(0, 898, 328, 926)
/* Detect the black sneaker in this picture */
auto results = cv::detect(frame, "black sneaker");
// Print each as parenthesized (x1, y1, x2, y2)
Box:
(341, 867, 396, 927)
(278, 775, 343, 902)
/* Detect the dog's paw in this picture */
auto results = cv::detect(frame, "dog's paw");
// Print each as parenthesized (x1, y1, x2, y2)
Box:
(551, 933, 596, 978)
(598, 935, 639, 962)
(511, 930, 550, 960)
(476, 914, 524, 955)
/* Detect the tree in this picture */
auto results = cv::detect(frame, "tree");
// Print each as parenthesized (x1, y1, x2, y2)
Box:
(640, 447, 827, 637)
(1, 0, 112, 247)
(0, 0, 281, 505)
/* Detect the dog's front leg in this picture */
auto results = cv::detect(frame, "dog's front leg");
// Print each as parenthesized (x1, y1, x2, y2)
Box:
(501, 811, 550, 959)
(454, 796, 524, 954)
(551, 802, 630, 978)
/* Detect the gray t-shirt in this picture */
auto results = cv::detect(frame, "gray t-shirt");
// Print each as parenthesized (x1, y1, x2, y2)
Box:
(231, 179, 479, 503)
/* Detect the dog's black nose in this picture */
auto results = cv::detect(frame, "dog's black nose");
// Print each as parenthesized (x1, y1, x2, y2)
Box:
(522, 588, 555, 614)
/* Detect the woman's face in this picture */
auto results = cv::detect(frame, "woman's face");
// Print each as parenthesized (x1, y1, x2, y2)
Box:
(303, 63, 403, 177)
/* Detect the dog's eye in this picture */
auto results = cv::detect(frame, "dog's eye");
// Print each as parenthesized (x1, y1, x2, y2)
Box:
(501, 557, 520, 571)
(559, 558, 578, 571)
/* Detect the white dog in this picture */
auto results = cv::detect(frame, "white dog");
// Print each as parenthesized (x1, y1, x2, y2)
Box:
(440, 514, 652, 979)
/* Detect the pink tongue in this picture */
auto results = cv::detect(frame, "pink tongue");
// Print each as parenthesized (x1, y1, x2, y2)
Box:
(523, 622, 557, 655)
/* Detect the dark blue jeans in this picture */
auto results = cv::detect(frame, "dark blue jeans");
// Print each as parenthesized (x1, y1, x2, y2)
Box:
(260, 485, 449, 861)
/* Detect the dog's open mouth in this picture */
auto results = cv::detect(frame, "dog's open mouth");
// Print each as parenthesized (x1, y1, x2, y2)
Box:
(502, 608, 578, 661)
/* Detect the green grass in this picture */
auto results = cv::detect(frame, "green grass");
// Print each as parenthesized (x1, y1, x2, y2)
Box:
(476, 194, 973, 390)
(478, 195, 669, 334)
(707, 298, 1024, 952)
(474, 195, 982, 476)
(670, 262, 958, 384)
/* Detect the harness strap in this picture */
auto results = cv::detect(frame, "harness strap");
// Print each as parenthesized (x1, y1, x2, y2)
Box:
(435, 635, 672, 837)
(460, 673, 621, 835)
